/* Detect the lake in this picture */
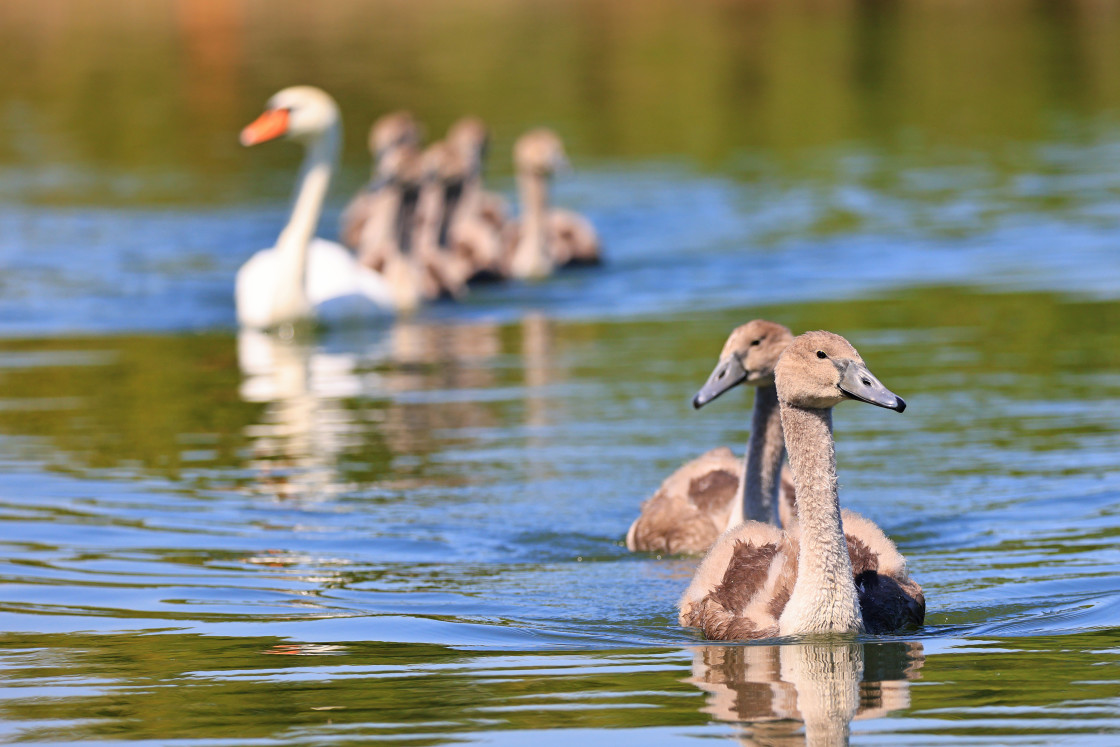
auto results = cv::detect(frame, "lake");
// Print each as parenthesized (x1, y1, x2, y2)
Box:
(1, 1, 1120, 744)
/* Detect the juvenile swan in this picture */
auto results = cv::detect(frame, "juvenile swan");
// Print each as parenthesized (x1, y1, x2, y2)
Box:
(339, 111, 423, 252)
(445, 117, 508, 281)
(678, 331, 924, 639)
(505, 129, 601, 279)
(626, 320, 796, 555)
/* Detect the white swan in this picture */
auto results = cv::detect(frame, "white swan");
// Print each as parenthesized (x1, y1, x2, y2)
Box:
(236, 86, 401, 329)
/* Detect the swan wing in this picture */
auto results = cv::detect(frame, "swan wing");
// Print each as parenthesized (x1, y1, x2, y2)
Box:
(627, 447, 741, 554)
(678, 522, 793, 640)
(548, 208, 601, 265)
(842, 510, 926, 632)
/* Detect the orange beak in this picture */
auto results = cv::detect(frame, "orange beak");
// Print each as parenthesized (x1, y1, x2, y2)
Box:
(240, 108, 290, 146)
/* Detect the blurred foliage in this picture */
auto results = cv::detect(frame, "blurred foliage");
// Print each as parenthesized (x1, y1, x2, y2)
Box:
(3, 0, 1120, 204)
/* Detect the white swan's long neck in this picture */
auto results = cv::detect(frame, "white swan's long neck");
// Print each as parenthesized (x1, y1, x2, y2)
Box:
(778, 404, 862, 636)
(726, 384, 785, 528)
(271, 125, 340, 325)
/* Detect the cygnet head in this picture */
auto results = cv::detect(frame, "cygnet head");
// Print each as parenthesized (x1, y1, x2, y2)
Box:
(775, 331, 906, 412)
(380, 143, 423, 186)
(513, 128, 569, 177)
(447, 117, 490, 162)
(421, 141, 468, 183)
(371, 111, 422, 158)
(240, 86, 340, 147)
(693, 320, 794, 409)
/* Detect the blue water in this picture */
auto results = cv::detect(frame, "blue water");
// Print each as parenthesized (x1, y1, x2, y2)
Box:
(0, 131, 1119, 743)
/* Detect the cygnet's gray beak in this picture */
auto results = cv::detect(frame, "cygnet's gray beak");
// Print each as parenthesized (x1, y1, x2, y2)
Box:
(693, 355, 748, 410)
(838, 360, 906, 412)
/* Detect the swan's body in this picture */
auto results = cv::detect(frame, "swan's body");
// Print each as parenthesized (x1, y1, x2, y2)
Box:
(679, 331, 924, 640)
(237, 239, 397, 328)
(236, 86, 401, 328)
(506, 129, 602, 279)
(627, 321, 797, 555)
(627, 446, 746, 555)
(548, 209, 601, 267)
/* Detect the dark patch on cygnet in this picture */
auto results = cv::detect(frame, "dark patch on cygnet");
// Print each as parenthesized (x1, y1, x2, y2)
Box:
(765, 551, 795, 621)
(711, 540, 780, 613)
(846, 534, 879, 574)
(689, 469, 739, 513)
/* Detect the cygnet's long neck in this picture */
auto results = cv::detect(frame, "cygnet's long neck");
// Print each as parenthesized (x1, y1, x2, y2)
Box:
(725, 384, 785, 528)
(457, 163, 483, 218)
(415, 180, 447, 256)
(777, 404, 862, 636)
(514, 170, 551, 273)
(271, 125, 340, 325)
(357, 184, 404, 268)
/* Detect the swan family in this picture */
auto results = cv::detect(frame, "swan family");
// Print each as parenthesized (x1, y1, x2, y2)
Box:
(236, 86, 601, 330)
(236, 86, 924, 643)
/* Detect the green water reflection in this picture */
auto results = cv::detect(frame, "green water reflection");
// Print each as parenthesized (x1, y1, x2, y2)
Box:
(1, 631, 1117, 743)
(0, 288, 1114, 483)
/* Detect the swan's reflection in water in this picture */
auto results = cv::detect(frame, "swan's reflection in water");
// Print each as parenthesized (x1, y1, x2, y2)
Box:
(690, 640, 923, 746)
(235, 320, 507, 500)
(237, 329, 374, 501)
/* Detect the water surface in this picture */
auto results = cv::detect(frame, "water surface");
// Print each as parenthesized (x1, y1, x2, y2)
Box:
(2, 1, 1120, 744)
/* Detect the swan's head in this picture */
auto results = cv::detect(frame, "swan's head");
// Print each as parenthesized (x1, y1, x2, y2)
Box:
(447, 117, 490, 162)
(775, 331, 906, 412)
(380, 143, 424, 186)
(693, 319, 793, 409)
(513, 128, 569, 177)
(241, 86, 340, 147)
(370, 111, 422, 158)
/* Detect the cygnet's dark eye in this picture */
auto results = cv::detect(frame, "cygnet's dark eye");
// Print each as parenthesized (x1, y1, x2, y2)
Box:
(816, 350, 827, 359)
(750, 339, 761, 347)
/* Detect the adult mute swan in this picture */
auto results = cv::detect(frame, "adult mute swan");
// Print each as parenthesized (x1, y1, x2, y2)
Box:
(236, 86, 401, 329)
(626, 320, 797, 555)
(679, 331, 924, 640)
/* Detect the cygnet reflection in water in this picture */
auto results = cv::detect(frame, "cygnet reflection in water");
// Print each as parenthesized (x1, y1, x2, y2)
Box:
(689, 640, 924, 746)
